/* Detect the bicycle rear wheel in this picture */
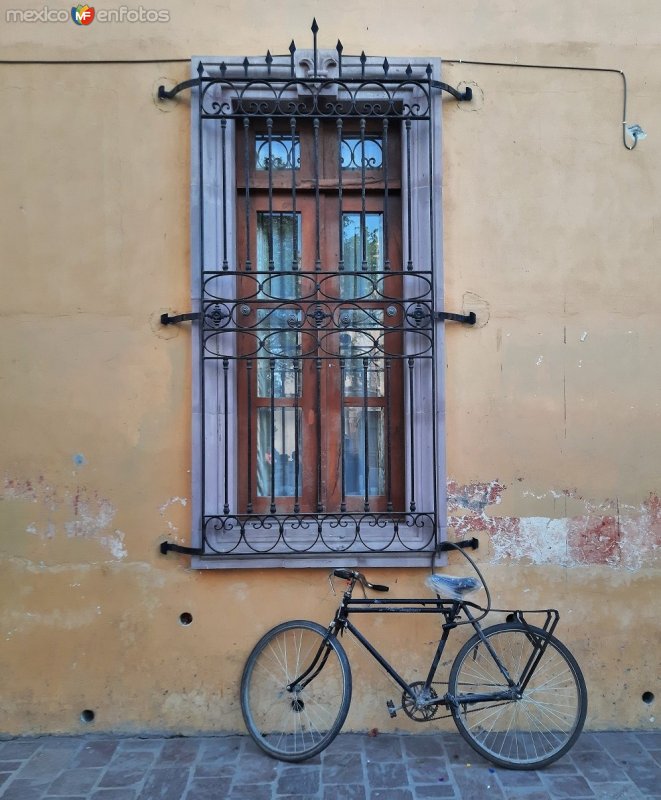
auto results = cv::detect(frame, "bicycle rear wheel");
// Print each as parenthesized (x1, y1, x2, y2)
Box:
(240, 620, 352, 762)
(448, 622, 587, 769)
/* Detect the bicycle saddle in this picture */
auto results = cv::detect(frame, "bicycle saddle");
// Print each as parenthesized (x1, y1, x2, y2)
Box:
(425, 574, 482, 601)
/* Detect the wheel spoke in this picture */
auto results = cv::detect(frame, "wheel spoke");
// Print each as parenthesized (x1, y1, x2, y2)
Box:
(449, 623, 586, 769)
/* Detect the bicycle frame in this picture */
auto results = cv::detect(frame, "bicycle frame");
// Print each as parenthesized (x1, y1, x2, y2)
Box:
(287, 589, 561, 714)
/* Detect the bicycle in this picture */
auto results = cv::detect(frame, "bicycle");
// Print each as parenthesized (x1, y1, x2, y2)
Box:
(240, 539, 587, 770)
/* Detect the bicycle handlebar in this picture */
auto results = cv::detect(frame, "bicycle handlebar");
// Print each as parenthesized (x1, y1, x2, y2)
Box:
(332, 569, 389, 593)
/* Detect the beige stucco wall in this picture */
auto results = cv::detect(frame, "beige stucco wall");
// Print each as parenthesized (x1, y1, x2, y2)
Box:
(1, 0, 659, 736)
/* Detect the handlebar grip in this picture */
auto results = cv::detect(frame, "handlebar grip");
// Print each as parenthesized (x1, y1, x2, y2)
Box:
(368, 583, 389, 592)
(333, 569, 356, 580)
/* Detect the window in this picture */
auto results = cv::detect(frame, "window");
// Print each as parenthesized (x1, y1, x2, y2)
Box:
(189, 40, 446, 567)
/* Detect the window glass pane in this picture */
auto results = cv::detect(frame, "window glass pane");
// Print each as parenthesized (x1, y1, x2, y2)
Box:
(341, 212, 383, 299)
(340, 310, 384, 397)
(344, 408, 384, 496)
(257, 407, 302, 496)
(341, 137, 383, 170)
(255, 135, 300, 170)
(256, 212, 301, 299)
(256, 309, 301, 398)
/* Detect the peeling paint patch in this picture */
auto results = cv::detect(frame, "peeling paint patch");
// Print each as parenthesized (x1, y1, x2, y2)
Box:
(2, 475, 125, 560)
(65, 496, 115, 538)
(447, 480, 504, 513)
(491, 518, 570, 565)
(159, 497, 188, 515)
(447, 479, 660, 570)
(98, 530, 127, 560)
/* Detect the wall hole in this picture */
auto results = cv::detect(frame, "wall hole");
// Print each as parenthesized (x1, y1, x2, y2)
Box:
(80, 709, 95, 723)
(642, 691, 655, 705)
(179, 612, 193, 626)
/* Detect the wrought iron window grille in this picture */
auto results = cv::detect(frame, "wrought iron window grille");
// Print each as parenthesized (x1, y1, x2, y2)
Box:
(159, 21, 475, 567)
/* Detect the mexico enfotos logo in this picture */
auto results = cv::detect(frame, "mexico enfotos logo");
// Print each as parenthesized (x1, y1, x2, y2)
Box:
(6, 5, 170, 23)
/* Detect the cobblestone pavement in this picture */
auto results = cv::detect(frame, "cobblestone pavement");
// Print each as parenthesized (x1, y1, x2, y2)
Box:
(0, 730, 659, 799)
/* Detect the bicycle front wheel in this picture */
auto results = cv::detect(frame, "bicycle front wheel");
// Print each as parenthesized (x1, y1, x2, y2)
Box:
(448, 622, 587, 769)
(240, 620, 352, 762)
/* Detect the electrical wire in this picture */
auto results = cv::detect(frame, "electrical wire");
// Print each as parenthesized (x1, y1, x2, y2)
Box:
(444, 58, 638, 150)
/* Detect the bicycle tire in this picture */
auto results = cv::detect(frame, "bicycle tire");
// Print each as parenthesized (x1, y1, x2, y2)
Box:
(448, 621, 587, 769)
(240, 619, 352, 762)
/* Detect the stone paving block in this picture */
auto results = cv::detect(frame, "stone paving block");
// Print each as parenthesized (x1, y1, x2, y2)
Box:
(413, 784, 458, 798)
(0, 763, 21, 773)
(0, 741, 43, 760)
(321, 752, 364, 784)
(621, 760, 661, 796)
(493, 766, 544, 789)
(19, 741, 81, 781)
(571, 749, 621, 782)
(98, 749, 158, 788)
(322, 784, 366, 800)
(571, 732, 608, 753)
(226, 783, 273, 800)
(593, 733, 648, 759)
(234, 741, 279, 783)
(401, 735, 445, 759)
(634, 731, 661, 749)
(362, 734, 403, 761)
(70, 741, 119, 769)
(538, 756, 579, 775)
(184, 776, 233, 799)
(156, 737, 201, 766)
(0, 778, 44, 799)
(90, 790, 138, 800)
(47, 767, 104, 795)
(199, 736, 243, 759)
(590, 785, 646, 800)
(541, 774, 595, 798)
(444, 737, 491, 767)
(406, 755, 449, 785)
(450, 764, 505, 800)
(136, 765, 190, 800)
(0, 772, 11, 788)
(276, 765, 320, 796)
(370, 789, 414, 800)
(366, 760, 408, 788)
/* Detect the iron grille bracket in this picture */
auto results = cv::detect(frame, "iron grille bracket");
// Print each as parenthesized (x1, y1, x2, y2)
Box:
(158, 78, 201, 101)
(159, 76, 472, 103)
(438, 537, 480, 552)
(160, 541, 204, 556)
(434, 311, 477, 325)
(160, 311, 201, 325)
(430, 80, 472, 102)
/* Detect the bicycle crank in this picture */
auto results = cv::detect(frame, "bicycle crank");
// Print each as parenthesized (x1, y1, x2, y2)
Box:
(401, 682, 441, 721)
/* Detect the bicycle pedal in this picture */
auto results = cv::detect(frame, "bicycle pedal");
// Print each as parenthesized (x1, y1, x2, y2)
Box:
(386, 700, 397, 718)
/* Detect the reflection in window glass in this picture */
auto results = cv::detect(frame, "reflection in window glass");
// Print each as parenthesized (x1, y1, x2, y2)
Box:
(344, 408, 384, 496)
(257, 407, 302, 496)
(256, 212, 301, 299)
(255, 135, 300, 171)
(256, 309, 301, 398)
(341, 213, 383, 298)
(340, 310, 384, 397)
(341, 137, 383, 170)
